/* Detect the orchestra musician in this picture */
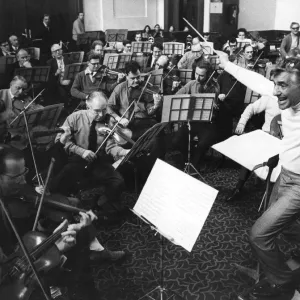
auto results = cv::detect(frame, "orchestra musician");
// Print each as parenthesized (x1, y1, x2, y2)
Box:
(226, 70, 281, 202)
(71, 53, 123, 101)
(52, 91, 129, 215)
(172, 60, 220, 168)
(178, 37, 204, 70)
(47, 43, 71, 105)
(146, 42, 163, 70)
(233, 44, 255, 69)
(217, 49, 300, 298)
(0, 141, 123, 299)
(8, 34, 20, 55)
(108, 61, 162, 140)
(0, 40, 12, 57)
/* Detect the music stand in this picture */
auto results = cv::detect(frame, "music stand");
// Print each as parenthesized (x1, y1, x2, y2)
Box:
(14, 66, 50, 98)
(63, 51, 84, 64)
(162, 93, 215, 179)
(162, 42, 185, 56)
(244, 87, 260, 105)
(132, 54, 150, 72)
(63, 63, 83, 81)
(103, 53, 132, 70)
(132, 42, 152, 54)
(105, 29, 128, 43)
(178, 69, 193, 85)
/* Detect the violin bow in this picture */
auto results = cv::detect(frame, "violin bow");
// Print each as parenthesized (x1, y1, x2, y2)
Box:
(32, 158, 55, 231)
(183, 17, 218, 55)
(86, 74, 152, 162)
(162, 65, 176, 81)
(204, 70, 216, 90)
(0, 197, 53, 300)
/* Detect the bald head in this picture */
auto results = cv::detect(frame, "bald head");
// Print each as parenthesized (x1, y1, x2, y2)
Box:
(9, 35, 19, 47)
(155, 55, 169, 69)
(86, 91, 107, 121)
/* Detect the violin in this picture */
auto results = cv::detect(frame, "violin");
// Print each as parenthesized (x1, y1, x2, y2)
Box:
(0, 222, 68, 300)
(96, 116, 135, 146)
(6, 184, 93, 225)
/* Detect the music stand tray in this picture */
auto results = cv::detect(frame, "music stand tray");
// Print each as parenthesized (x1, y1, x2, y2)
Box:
(63, 63, 83, 81)
(162, 93, 215, 179)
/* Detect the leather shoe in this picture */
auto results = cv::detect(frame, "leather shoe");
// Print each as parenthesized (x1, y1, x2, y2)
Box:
(250, 279, 295, 298)
(225, 188, 241, 202)
(89, 249, 127, 263)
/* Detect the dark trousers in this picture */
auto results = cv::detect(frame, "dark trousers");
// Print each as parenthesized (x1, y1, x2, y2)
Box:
(50, 155, 125, 203)
(249, 167, 300, 286)
(172, 122, 219, 166)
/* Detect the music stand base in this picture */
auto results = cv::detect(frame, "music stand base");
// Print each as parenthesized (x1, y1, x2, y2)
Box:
(138, 285, 182, 300)
(184, 162, 206, 183)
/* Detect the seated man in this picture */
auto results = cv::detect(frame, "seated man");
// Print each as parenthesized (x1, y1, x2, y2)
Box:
(173, 60, 220, 167)
(154, 55, 181, 95)
(133, 32, 142, 42)
(178, 37, 204, 69)
(7, 49, 39, 81)
(108, 61, 162, 140)
(47, 43, 71, 105)
(0, 144, 121, 299)
(233, 44, 254, 69)
(0, 40, 12, 57)
(123, 40, 132, 53)
(226, 70, 281, 202)
(71, 53, 121, 100)
(52, 91, 129, 213)
(8, 34, 20, 55)
(146, 42, 163, 70)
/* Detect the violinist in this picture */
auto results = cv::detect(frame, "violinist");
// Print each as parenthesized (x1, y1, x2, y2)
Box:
(233, 44, 255, 69)
(178, 37, 204, 70)
(0, 145, 79, 299)
(173, 60, 220, 168)
(223, 37, 238, 56)
(156, 55, 181, 95)
(108, 61, 162, 140)
(52, 91, 129, 213)
(70, 53, 122, 100)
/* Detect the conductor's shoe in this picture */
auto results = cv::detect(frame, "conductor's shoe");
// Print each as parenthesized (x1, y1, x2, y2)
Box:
(250, 279, 295, 298)
(225, 188, 241, 202)
(89, 249, 127, 263)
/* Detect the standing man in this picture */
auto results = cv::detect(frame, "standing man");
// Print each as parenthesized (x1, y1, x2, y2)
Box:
(72, 12, 85, 50)
(280, 22, 300, 60)
(36, 14, 55, 63)
(217, 49, 300, 298)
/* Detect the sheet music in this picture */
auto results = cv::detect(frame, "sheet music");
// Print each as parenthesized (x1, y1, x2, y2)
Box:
(212, 130, 282, 171)
(133, 159, 218, 252)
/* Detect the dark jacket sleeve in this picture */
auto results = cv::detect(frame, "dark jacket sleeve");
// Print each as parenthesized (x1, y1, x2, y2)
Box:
(280, 34, 291, 58)
(71, 73, 87, 99)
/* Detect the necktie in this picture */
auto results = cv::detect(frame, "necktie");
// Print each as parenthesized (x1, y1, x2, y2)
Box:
(88, 120, 98, 152)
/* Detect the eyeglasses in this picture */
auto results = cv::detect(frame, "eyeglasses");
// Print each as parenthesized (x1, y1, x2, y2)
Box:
(292, 27, 299, 30)
(52, 49, 62, 53)
(3, 167, 28, 179)
(89, 62, 100, 66)
(245, 51, 253, 54)
(1, 44, 9, 47)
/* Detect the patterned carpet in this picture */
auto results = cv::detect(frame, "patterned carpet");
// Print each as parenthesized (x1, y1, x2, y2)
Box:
(79, 155, 297, 300)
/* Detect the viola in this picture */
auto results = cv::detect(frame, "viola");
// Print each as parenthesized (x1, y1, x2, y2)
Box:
(0, 222, 68, 300)
(6, 184, 92, 224)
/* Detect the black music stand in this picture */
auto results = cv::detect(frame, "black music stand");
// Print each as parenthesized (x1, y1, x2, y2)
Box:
(178, 69, 193, 85)
(163, 42, 185, 56)
(106, 29, 128, 43)
(63, 63, 83, 81)
(132, 42, 152, 54)
(162, 93, 215, 179)
(148, 69, 163, 89)
(15, 66, 50, 98)
(103, 53, 132, 70)
(63, 52, 84, 64)
(116, 123, 168, 195)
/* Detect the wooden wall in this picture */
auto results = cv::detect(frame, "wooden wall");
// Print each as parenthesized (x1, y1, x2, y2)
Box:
(0, 0, 82, 42)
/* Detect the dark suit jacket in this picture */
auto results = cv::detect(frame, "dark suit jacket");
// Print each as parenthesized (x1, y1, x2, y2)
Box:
(280, 33, 300, 58)
(46, 57, 70, 84)
(7, 59, 40, 81)
(36, 23, 54, 54)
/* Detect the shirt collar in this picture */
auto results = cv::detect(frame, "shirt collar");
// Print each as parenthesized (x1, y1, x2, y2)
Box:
(292, 101, 300, 112)
(85, 68, 94, 76)
(9, 89, 14, 99)
(43, 22, 49, 28)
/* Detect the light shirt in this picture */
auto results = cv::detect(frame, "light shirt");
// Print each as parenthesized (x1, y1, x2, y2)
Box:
(84, 68, 96, 83)
(56, 58, 70, 85)
(225, 61, 300, 174)
(238, 95, 280, 133)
